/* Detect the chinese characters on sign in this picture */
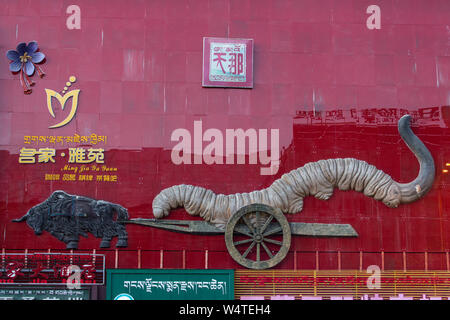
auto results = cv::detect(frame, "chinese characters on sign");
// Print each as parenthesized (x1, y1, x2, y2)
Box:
(210, 43, 245, 81)
(18, 134, 119, 183)
(0, 253, 105, 285)
(202, 37, 253, 88)
(294, 106, 445, 127)
(236, 270, 450, 300)
(19, 148, 56, 164)
(15, 76, 121, 183)
(19, 147, 104, 164)
(46, 164, 118, 182)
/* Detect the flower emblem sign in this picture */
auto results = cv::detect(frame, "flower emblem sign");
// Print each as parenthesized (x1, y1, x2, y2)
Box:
(6, 41, 46, 94)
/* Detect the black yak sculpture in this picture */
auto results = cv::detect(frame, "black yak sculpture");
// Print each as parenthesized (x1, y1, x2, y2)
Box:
(12, 190, 129, 249)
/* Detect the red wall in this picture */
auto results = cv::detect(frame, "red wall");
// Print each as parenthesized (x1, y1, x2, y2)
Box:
(0, 0, 450, 270)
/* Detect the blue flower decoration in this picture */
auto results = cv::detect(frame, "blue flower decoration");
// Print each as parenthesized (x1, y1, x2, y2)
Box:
(6, 41, 46, 94)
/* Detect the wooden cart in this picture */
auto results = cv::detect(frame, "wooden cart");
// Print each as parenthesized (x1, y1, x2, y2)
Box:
(126, 203, 358, 270)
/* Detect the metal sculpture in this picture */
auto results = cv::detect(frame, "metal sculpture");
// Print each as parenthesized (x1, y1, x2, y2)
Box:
(137, 114, 435, 269)
(152, 115, 435, 229)
(224, 204, 292, 270)
(12, 190, 129, 249)
(6, 41, 46, 94)
(127, 203, 357, 269)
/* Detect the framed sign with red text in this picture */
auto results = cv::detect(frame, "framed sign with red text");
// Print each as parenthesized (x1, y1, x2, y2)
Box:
(202, 37, 253, 88)
(0, 253, 105, 286)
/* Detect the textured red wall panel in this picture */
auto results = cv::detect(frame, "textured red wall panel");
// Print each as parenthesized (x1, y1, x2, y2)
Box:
(0, 0, 449, 271)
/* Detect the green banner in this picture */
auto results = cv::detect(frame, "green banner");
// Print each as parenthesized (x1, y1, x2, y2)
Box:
(106, 269, 234, 300)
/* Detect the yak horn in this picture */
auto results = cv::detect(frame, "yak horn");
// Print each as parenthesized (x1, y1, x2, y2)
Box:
(152, 114, 435, 227)
(397, 114, 435, 203)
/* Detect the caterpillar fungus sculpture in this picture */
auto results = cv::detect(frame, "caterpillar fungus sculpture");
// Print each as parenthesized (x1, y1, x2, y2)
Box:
(152, 115, 435, 228)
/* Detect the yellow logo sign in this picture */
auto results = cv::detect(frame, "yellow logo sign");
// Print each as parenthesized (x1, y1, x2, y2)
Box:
(46, 75, 80, 129)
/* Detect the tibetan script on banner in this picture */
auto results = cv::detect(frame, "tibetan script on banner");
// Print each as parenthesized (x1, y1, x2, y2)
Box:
(123, 278, 227, 295)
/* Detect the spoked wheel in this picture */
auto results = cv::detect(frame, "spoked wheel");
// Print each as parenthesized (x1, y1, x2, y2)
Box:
(225, 203, 291, 270)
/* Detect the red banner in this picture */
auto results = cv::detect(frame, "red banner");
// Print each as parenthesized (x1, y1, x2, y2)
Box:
(0, 253, 105, 285)
(235, 270, 450, 300)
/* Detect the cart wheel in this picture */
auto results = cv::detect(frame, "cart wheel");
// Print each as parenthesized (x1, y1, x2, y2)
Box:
(225, 203, 291, 270)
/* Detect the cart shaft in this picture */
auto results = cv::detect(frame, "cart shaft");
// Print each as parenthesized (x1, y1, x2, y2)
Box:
(126, 218, 358, 237)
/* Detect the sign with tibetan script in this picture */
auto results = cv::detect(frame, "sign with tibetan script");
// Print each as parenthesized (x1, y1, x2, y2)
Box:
(106, 269, 234, 300)
(17, 76, 120, 185)
(202, 37, 253, 88)
(0, 253, 105, 286)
